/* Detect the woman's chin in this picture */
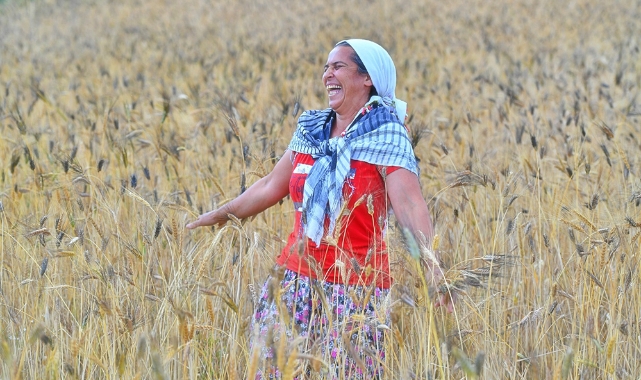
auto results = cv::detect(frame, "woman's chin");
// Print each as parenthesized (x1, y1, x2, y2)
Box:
(327, 96, 343, 111)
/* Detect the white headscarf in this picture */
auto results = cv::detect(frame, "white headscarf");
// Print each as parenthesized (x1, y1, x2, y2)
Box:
(338, 39, 407, 123)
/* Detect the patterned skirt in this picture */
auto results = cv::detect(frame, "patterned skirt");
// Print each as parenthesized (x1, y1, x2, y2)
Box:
(250, 268, 391, 379)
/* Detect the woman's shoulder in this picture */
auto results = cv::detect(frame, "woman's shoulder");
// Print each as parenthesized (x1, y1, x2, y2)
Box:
(292, 108, 334, 141)
(368, 102, 403, 124)
(298, 108, 333, 126)
(351, 103, 406, 137)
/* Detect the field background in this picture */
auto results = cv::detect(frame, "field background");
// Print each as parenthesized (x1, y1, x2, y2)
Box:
(1, 0, 641, 378)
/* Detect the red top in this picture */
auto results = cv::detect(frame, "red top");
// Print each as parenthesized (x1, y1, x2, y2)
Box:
(276, 152, 400, 288)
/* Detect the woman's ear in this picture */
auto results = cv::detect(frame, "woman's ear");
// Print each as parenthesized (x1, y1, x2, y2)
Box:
(364, 74, 373, 88)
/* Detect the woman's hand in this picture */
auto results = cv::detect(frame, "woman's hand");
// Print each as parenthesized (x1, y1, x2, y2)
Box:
(186, 205, 230, 229)
(435, 291, 457, 314)
(423, 258, 457, 313)
(186, 212, 214, 229)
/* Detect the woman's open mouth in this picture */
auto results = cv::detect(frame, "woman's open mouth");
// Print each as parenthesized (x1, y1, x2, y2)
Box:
(326, 85, 342, 97)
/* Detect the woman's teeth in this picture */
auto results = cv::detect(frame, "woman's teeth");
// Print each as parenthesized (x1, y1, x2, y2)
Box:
(327, 85, 341, 96)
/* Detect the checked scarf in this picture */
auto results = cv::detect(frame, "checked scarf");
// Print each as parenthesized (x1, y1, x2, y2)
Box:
(288, 97, 418, 246)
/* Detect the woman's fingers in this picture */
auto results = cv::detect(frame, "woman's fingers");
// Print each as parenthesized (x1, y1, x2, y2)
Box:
(187, 209, 227, 229)
(444, 293, 455, 313)
(186, 213, 212, 229)
(186, 216, 203, 229)
(435, 292, 456, 313)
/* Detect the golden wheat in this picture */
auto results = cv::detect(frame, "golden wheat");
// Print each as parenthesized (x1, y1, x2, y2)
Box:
(1, 0, 640, 378)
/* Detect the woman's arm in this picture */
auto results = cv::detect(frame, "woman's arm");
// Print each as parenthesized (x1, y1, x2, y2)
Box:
(386, 168, 456, 312)
(186, 150, 294, 229)
(386, 168, 435, 245)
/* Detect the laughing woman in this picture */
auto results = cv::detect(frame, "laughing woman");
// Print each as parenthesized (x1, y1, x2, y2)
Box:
(187, 39, 454, 379)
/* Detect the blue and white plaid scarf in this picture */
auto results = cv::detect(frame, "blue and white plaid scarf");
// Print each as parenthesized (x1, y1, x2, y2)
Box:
(288, 97, 418, 246)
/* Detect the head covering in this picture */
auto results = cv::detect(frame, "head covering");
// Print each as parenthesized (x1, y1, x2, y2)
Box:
(338, 39, 407, 124)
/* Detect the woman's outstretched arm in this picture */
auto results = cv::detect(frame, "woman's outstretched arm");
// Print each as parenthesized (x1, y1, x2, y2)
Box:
(386, 168, 456, 313)
(186, 150, 294, 229)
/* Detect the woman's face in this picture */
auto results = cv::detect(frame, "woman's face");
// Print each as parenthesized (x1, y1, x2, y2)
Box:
(322, 46, 373, 117)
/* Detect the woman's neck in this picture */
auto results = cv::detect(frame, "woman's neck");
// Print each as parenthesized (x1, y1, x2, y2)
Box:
(330, 109, 361, 138)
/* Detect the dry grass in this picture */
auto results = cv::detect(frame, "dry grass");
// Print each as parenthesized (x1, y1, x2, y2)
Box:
(1, 0, 641, 378)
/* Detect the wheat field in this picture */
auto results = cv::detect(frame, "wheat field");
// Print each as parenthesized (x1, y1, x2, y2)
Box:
(1, 0, 640, 378)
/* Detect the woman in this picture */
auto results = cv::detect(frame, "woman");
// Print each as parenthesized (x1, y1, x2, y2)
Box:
(187, 39, 454, 378)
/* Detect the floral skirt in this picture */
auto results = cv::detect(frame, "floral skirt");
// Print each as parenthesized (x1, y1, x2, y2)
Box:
(250, 268, 390, 379)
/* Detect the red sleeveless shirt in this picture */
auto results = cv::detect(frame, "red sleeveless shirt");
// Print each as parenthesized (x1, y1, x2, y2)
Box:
(275, 152, 400, 288)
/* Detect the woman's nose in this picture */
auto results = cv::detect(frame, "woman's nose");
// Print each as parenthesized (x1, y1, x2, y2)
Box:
(323, 67, 333, 80)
